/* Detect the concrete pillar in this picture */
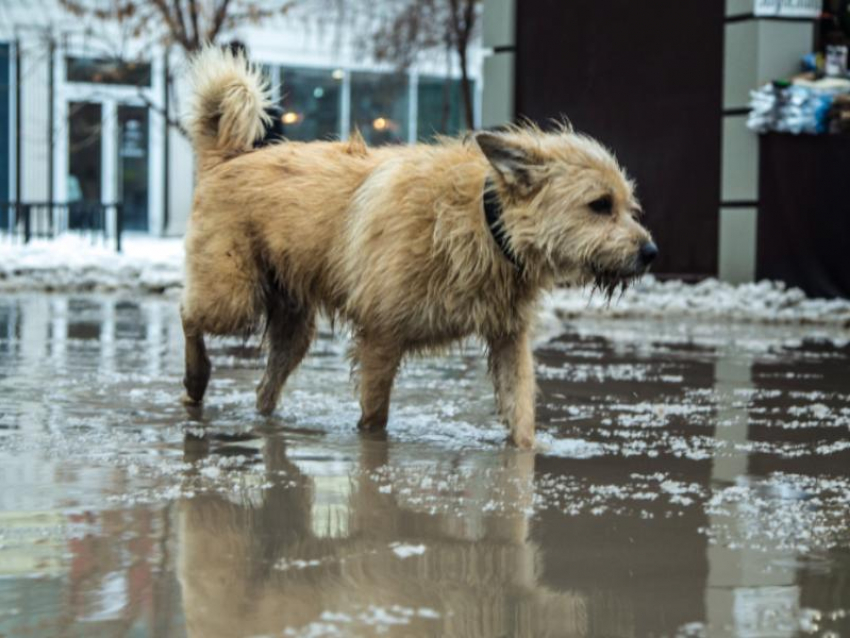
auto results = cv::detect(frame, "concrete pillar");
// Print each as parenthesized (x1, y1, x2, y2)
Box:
(719, 2, 815, 283)
(481, 0, 516, 128)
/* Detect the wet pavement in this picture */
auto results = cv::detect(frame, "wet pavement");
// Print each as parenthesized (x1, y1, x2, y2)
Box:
(1, 293, 849, 638)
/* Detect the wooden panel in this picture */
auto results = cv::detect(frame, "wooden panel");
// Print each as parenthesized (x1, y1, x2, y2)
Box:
(757, 134, 850, 299)
(515, 0, 725, 276)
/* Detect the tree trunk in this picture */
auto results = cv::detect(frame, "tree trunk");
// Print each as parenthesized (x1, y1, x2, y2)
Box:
(458, 44, 474, 130)
(448, 0, 476, 131)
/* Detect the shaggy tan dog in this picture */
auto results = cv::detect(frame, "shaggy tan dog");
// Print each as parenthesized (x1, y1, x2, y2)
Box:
(181, 48, 657, 448)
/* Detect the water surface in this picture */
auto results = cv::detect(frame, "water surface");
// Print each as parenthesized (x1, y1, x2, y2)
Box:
(1, 294, 849, 637)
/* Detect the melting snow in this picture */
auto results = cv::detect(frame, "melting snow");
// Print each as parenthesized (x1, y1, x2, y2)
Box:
(4, 237, 850, 328)
(0, 235, 183, 293)
(389, 543, 427, 558)
(542, 276, 850, 327)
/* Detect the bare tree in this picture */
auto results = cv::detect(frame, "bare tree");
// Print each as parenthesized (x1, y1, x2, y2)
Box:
(59, 0, 297, 136)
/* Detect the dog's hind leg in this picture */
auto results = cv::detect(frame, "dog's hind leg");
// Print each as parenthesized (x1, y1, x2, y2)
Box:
(488, 330, 537, 449)
(256, 294, 316, 416)
(354, 338, 403, 431)
(181, 309, 211, 405)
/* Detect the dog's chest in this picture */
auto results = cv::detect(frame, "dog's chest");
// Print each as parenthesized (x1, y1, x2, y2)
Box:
(416, 277, 534, 341)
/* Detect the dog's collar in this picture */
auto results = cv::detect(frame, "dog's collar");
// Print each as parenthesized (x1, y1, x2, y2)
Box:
(483, 177, 522, 271)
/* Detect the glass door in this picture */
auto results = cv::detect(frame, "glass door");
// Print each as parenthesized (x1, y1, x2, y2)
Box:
(67, 102, 103, 229)
(116, 105, 148, 232)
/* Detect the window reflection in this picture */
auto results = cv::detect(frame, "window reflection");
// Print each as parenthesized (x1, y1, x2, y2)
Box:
(350, 71, 409, 145)
(278, 67, 342, 141)
(117, 106, 149, 232)
(417, 76, 466, 141)
(67, 101, 102, 229)
(262, 65, 473, 145)
(66, 57, 151, 87)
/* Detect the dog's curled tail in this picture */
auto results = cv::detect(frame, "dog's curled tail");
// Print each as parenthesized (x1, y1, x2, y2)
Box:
(186, 47, 271, 162)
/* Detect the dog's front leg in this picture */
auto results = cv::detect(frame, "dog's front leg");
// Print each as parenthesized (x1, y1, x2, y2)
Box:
(488, 330, 537, 449)
(356, 338, 403, 431)
(181, 309, 211, 405)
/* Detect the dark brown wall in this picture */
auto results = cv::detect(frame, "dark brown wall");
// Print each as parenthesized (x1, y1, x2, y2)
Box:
(757, 134, 850, 299)
(515, 0, 725, 276)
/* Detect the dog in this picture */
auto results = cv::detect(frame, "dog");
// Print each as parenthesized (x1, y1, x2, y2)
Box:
(180, 47, 657, 448)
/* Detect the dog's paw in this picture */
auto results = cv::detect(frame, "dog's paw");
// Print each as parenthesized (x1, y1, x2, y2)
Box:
(357, 416, 388, 432)
(510, 432, 536, 450)
(181, 392, 202, 406)
(256, 400, 277, 417)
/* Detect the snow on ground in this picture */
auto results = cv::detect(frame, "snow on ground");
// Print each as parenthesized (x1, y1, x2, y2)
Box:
(0, 235, 183, 294)
(540, 276, 850, 328)
(2, 235, 850, 327)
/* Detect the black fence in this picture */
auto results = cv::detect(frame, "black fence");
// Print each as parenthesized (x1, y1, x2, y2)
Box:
(0, 202, 123, 252)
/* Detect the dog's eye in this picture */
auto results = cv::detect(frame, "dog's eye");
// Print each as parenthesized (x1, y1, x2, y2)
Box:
(588, 196, 613, 215)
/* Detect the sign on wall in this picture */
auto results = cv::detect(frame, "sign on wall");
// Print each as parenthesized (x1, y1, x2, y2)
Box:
(754, 0, 822, 18)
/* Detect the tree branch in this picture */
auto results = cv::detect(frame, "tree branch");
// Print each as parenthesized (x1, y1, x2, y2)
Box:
(208, 0, 234, 43)
(171, 0, 192, 50)
(136, 84, 189, 138)
(149, 0, 192, 50)
(187, 0, 201, 49)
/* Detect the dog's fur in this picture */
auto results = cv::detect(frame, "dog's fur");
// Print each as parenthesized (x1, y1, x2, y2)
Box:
(181, 47, 655, 448)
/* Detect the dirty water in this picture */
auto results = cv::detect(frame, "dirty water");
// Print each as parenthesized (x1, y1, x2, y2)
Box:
(0, 293, 849, 638)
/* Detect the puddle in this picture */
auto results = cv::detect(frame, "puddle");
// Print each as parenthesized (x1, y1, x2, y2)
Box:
(1, 294, 849, 637)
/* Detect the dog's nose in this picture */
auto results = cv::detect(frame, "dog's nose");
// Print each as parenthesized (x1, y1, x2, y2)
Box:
(639, 242, 658, 266)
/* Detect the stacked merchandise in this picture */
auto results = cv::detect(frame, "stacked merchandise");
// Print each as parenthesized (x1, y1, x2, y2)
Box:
(830, 93, 850, 132)
(748, 78, 850, 134)
(749, 2, 850, 135)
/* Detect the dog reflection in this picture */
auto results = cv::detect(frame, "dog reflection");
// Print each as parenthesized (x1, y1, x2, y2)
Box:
(178, 436, 586, 637)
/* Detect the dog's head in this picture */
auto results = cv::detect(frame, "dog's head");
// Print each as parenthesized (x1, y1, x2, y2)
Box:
(475, 127, 656, 294)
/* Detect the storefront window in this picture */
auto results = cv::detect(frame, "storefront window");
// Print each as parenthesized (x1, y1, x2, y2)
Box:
(67, 102, 102, 229)
(350, 71, 409, 145)
(278, 67, 342, 141)
(66, 57, 151, 87)
(417, 76, 467, 141)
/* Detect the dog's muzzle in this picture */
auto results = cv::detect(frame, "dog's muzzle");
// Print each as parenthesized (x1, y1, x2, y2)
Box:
(589, 241, 658, 299)
(630, 241, 658, 276)
(638, 242, 658, 269)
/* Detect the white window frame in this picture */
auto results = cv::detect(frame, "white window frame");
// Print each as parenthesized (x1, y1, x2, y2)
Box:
(56, 47, 165, 235)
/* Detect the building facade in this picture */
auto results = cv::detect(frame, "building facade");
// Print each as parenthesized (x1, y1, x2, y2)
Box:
(480, 0, 823, 286)
(0, 4, 481, 237)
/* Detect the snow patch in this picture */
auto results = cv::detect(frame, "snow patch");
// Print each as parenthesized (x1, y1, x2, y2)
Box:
(389, 543, 427, 558)
(0, 235, 183, 293)
(537, 434, 608, 459)
(542, 276, 850, 327)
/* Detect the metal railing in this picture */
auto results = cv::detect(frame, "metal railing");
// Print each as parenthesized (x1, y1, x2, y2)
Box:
(0, 202, 124, 252)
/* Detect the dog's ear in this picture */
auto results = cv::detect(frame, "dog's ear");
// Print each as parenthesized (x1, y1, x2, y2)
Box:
(475, 132, 543, 194)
